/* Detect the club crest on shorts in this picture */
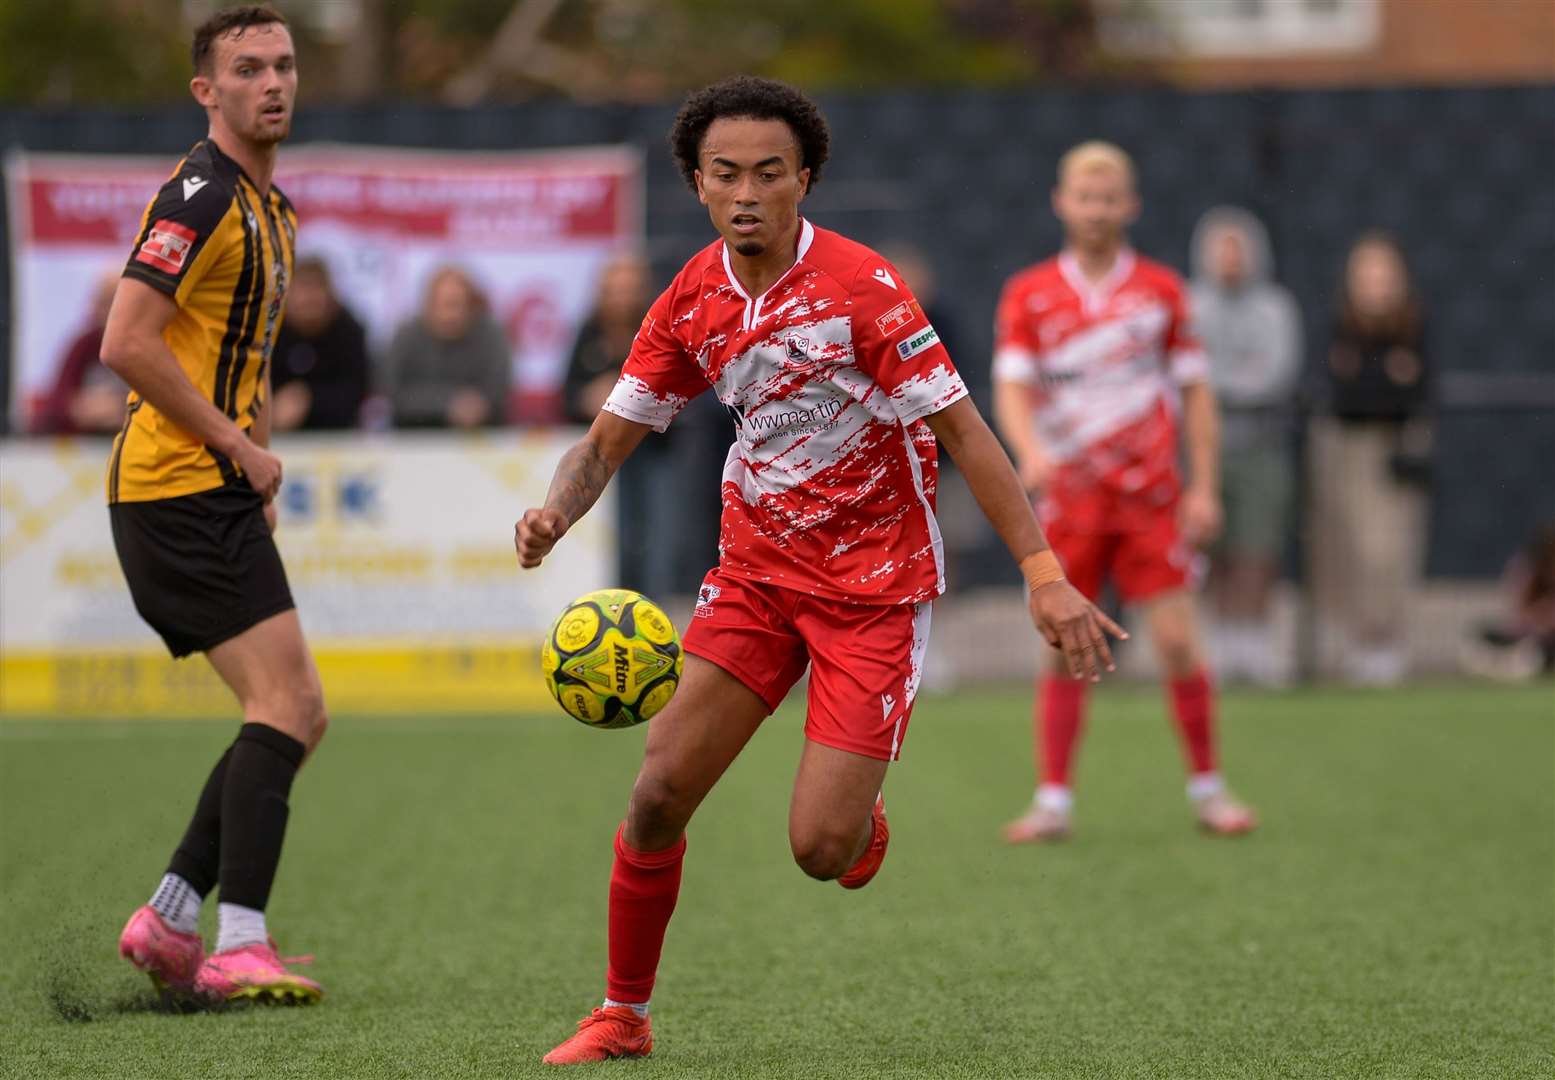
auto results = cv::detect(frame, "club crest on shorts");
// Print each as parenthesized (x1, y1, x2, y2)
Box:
(694, 582, 721, 619)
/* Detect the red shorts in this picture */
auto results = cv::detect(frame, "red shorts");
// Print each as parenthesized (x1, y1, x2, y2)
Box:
(1038, 487, 1195, 605)
(682, 568, 932, 761)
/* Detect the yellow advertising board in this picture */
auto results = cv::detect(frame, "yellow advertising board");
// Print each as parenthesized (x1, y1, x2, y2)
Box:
(0, 432, 613, 718)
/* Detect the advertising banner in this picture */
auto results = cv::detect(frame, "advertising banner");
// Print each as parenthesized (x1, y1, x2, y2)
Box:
(5, 144, 642, 428)
(0, 432, 613, 716)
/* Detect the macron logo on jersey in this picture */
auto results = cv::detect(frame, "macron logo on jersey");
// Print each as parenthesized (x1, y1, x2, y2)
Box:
(135, 219, 197, 274)
(872, 267, 897, 290)
(181, 175, 208, 201)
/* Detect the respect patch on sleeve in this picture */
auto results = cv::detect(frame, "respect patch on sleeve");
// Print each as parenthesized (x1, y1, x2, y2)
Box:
(895, 325, 941, 362)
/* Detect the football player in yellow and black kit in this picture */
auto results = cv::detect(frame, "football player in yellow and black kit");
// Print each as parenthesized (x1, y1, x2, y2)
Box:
(105, 5, 324, 1005)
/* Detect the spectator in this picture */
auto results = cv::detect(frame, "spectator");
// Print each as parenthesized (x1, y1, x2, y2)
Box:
(1189, 207, 1302, 685)
(384, 265, 511, 429)
(270, 256, 370, 430)
(33, 270, 127, 435)
(563, 253, 651, 425)
(562, 252, 700, 599)
(881, 244, 964, 370)
(1309, 231, 1432, 685)
(1460, 525, 1555, 681)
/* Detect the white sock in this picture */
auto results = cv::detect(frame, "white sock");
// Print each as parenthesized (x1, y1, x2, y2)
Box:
(1036, 784, 1074, 813)
(1187, 772, 1225, 802)
(215, 902, 268, 954)
(148, 873, 202, 936)
(604, 998, 649, 1018)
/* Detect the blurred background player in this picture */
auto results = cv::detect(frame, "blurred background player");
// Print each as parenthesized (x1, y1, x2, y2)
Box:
(1189, 207, 1302, 686)
(383, 264, 512, 429)
(994, 141, 1256, 842)
(515, 77, 1123, 1065)
(105, 5, 324, 1005)
(1308, 231, 1432, 685)
(269, 254, 371, 431)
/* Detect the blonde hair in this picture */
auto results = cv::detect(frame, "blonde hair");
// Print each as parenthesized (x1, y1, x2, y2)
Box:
(1058, 141, 1136, 189)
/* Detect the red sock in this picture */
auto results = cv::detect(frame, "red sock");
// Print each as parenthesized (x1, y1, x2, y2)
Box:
(1037, 675, 1089, 787)
(1167, 669, 1217, 776)
(605, 824, 685, 1004)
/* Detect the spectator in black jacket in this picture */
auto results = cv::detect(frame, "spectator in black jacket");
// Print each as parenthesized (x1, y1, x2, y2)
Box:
(1309, 231, 1432, 685)
(271, 256, 371, 430)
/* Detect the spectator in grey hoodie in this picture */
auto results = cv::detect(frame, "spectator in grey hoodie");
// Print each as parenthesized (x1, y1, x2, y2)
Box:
(384, 266, 512, 429)
(1189, 207, 1302, 684)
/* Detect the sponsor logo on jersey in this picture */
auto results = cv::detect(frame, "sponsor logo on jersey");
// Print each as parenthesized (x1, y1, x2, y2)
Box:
(895, 325, 940, 362)
(134, 219, 197, 274)
(745, 396, 845, 436)
(875, 300, 916, 336)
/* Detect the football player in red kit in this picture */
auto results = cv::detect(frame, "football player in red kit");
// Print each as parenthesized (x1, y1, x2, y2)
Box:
(514, 80, 1125, 1063)
(994, 141, 1258, 844)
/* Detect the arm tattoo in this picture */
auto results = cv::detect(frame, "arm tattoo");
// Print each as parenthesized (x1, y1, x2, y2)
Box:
(546, 440, 615, 526)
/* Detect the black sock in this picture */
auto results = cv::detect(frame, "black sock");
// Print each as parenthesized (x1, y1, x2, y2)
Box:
(218, 723, 306, 910)
(166, 742, 236, 897)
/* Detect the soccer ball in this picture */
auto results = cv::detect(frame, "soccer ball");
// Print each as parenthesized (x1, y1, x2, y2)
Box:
(541, 589, 683, 729)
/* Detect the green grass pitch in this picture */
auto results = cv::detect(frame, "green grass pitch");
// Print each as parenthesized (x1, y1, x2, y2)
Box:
(2, 683, 1551, 1079)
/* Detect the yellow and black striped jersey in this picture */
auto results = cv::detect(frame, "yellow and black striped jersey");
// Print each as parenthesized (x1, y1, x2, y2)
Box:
(107, 138, 296, 503)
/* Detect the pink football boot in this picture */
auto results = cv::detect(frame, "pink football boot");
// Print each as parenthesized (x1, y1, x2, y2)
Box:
(119, 905, 204, 994)
(194, 939, 323, 1005)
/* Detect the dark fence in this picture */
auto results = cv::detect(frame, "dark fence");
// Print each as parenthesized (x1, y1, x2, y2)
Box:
(3, 84, 1552, 578)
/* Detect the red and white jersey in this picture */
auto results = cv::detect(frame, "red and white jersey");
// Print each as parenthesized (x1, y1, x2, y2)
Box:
(605, 219, 968, 604)
(993, 249, 1207, 496)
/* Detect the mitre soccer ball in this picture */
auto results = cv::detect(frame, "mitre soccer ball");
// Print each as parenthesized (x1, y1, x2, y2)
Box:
(541, 589, 683, 729)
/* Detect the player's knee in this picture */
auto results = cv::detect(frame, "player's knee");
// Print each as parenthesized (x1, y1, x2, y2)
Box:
(246, 680, 326, 744)
(789, 830, 854, 881)
(307, 707, 330, 752)
(1155, 632, 1201, 677)
(627, 773, 693, 841)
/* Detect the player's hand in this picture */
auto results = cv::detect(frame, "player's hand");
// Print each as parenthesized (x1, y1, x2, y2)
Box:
(1028, 580, 1128, 682)
(1017, 451, 1055, 497)
(233, 441, 283, 502)
(1179, 484, 1223, 548)
(263, 502, 278, 534)
(514, 507, 570, 569)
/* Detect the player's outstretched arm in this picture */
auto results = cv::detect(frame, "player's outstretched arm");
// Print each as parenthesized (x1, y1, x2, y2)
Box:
(514, 411, 652, 569)
(924, 397, 1127, 681)
(100, 278, 282, 500)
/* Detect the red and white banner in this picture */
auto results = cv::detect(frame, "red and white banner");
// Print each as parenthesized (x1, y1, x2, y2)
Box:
(5, 145, 643, 428)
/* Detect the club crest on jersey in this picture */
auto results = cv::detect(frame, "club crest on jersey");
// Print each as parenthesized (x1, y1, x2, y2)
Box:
(785, 334, 811, 362)
(896, 325, 940, 362)
(134, 219, 197, 274)
(875, 300, 916, 337)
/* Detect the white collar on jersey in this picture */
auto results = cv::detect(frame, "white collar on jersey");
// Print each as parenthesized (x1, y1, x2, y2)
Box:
(1058, 246, 1137, 316)
(722, 218, 816, 331)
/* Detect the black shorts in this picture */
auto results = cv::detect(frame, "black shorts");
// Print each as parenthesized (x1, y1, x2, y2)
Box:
(109, 484, 295, 658)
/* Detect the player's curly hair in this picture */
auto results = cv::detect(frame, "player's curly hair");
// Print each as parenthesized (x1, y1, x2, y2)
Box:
(669, 76, 830, 193)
